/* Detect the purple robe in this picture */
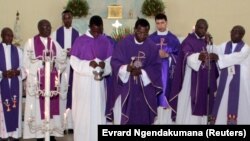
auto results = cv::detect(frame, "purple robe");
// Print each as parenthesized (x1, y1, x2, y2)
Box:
(0, 43, 20, 132)
(168, 33, 218, 121)
(109, 35, 162, 124)
(211, 41, 244, 125)
(55, 26, 80, 109)
(71, 34, 113, 60)
(33, 35, 59, 119)
(149, 31, 180, 108)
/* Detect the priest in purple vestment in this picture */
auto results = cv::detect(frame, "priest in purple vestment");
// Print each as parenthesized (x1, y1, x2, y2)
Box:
(52, 10, 80, 132)
(107, 18, 162, 125)
(70, 15, 113, 141)
(23, 19, 67, 141)
(168, 19, 218, 124)
(0, 27, 24, 141)
(149, 13, 180, 124)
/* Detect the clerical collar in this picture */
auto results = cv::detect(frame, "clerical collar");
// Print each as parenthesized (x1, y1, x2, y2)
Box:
(134, 37, 144, 45)
(64, 26, 72, 30)
(157, 29, 169, 35)
(39, 36, 48, 45)
(232, 42, 237, 52)
(2, 43, 11, 47)
(85, 30, 94, 38)
(194, 33, 205, 39)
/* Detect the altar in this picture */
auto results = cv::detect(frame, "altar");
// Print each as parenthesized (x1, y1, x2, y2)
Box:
(72, 18, 156, 35)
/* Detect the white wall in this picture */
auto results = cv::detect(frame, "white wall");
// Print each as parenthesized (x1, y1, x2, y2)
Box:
(0, 0, 250, 46)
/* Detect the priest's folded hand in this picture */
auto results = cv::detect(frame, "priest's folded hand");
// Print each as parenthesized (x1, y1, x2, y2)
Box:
(159, 49, 169, 58)
(98, 61, 105, 69)
(198, 52, 208, 62)
(2, 70, 20, 78)
(131, 68, 142, 76)
(127, 64, 134, 72)
(12, 69, 20, 76)
(2, 70, 12, 78)
(89, 60, 98, 68)
(66, 48, 71, 57)
(209, 53, 219, 61)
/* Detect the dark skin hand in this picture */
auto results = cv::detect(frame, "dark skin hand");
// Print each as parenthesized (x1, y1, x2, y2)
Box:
(66, 48, 71, 57)
(127, 64, 142, 76)
(130, 68, 142, 76)
(199, 52, 219, 62)
(198, 52, 208, 62)
(89, 61, 98, 68)
(209, 53, 219, 61)
(98, 61, 105, 69)
(2, 69, 20, 78)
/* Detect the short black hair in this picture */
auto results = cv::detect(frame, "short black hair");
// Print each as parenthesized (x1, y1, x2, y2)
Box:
(232, 25, 245, 36)
(1, 27, 12, 37)
(89, 15, 103, 27)
(134, 18, 150, 29)
(155, 13, 167, 21)
(37, 19, 50, 29)
(62, 10, 72, 16)
(195, 18, 208, 28)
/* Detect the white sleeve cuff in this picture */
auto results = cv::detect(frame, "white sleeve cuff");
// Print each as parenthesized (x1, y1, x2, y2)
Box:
(118, 65, 130, 83)
(140, 69, 151, 86)
(187, 53, 202, 71)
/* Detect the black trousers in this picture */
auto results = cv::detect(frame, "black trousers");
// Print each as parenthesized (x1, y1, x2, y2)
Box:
(36, 136, 56, 141)
(0, 137, 19, 141)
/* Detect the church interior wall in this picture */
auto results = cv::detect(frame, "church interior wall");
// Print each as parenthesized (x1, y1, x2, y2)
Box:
(0, 0, 249, 46)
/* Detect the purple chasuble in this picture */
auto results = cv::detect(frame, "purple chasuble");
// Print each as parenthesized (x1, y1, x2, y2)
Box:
(109, 35, 162, 124)
(149, 31, 180, 108)
(33, 35, 59, 119)
(0, 43, 20, 132)
(71, 34, 113, 60)
(71, 33, 113, 118)
(211, 41, 244, 125)
(56, 26, 79, 109)
(168, 33, 218, 121)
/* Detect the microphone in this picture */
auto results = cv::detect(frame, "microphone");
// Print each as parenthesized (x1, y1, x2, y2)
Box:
(205, 33, 213, 45)
(209, 36, 213, 45)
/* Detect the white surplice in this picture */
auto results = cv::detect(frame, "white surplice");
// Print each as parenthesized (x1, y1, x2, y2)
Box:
(213, 42, 250, 124)
(52, 27, 80, 129)
(0, 43, 24, 139)
(22, 37, 67, 139)
(70, 33, 112, 141)
(175, 50, 209, 125)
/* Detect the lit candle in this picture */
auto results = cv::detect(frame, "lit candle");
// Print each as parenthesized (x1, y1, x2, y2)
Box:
(58, 70, 60, 87)
(64, 112, 67, 121)
(44, 111, 48, 121)
(55, 76, 58, 91)
(30, 104, 33, 117)
(192, 25, 195, 32)
(26, 69, 29, 78)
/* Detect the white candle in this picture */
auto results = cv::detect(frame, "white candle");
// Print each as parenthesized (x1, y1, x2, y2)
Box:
(44, 111, 47, 120)
(45, 62, 50, 96)
(58, 70, 60, 87)
(64, 112, 67, 121)
(30, 104, 33, 117)
(26, 69, 29, 78)
(38, 68, 40, 90)
(49, 40, 53, 59)
(43, 49, 45, 61)
(55, 76, 58, 91)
